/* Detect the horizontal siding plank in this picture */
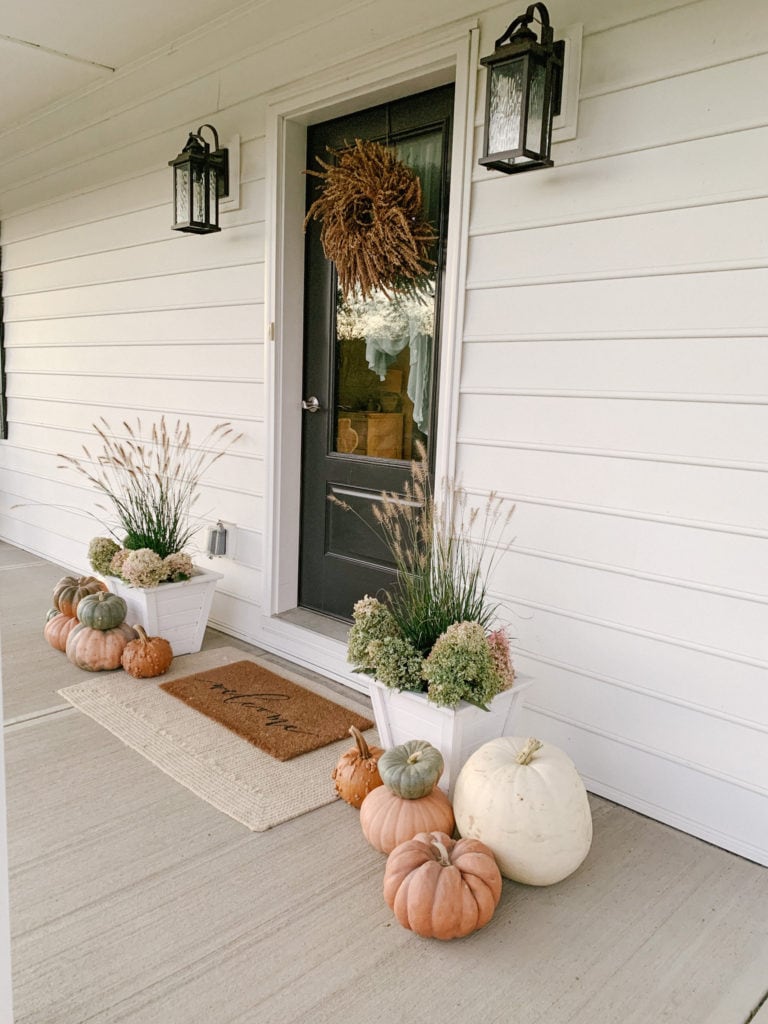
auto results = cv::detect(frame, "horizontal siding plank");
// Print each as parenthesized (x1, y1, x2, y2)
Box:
(464, 269, 768, 338)
(469, 127, 768, 235)
(3, 225, 265, 297)
(2, 186, 265, 277)
(558, 52, 768, 167)
(460, 338, 768, 398)
(467, 199, 768, 288)
(579, 0, 768, 97)
(7, 399, 265, 448)
(459, 394, 768, 466)
(4, 266, 263, 322)
(3, 305, 263, 345)
(511, 620, 768, 731)
(485, 498, 768, 599)
(455, 444, 768, 533)
(8, 373, 260, 420)
(492, 551, 768, 664)
(5, 342, 265, 381)
(526, 663, 767, 789)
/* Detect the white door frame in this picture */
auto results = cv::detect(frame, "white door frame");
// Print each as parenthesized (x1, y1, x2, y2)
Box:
(262, 18, 479, 636)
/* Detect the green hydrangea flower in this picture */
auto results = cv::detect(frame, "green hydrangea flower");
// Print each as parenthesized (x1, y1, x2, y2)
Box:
(423, 621, 504, 709)
(87, 536, 121, 576)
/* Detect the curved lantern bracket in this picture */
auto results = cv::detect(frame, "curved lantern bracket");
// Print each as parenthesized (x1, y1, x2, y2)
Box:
(169, 123, 230, 234)
(479, 1, 565, 174)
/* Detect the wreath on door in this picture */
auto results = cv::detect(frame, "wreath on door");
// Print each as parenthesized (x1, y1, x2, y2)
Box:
(304, 138, 436, 301)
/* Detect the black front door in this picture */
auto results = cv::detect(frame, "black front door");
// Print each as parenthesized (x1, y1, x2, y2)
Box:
(299, 84, 454, 620)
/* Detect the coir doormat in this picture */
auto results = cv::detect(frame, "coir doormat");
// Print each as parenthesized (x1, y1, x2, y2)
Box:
(160, 660, 373, 761)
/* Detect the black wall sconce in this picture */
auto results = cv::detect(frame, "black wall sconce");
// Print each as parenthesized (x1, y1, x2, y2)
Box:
(169, 124, 230, 233)
(479, 2, 565, 174)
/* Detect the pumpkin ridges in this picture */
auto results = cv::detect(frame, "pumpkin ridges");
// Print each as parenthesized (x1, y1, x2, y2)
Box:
(121, 625, 173, 678)
(331, 725, 384, 809)
(384, 831, 502, 940)
(361, 787, 455, 854)
(43, 612, 79, 652)
(52, 575, 108, 617)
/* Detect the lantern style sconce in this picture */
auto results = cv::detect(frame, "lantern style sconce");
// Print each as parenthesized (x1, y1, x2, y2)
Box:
(169, 124, 230, 233)
(479, 2, 565, 174)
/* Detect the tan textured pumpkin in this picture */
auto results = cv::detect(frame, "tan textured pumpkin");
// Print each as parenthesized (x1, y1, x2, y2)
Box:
(384, 831, 502, 940)
(66, 622, 138, 671)
(360, 784, 454, 854)
(52, 575, 108, 617)
(121, 626, 173, 678)
(332, 725, 384, 808)
(43, 611, 79, 653)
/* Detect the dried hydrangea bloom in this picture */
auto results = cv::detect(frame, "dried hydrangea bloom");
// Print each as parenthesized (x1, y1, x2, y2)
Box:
(163, 552, 194, 582)
(88, 536, 121, 576)
(347, 596, 399, 672)
(366, 635, 424, 692)
(121, 548, 166, 588)
(109, 548, 130, 577)
(423, 621, 504, 710)
(486, 628, 515, 690)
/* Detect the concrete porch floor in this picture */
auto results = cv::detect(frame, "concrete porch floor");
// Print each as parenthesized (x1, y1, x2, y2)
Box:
(1, 539, 767, 1024)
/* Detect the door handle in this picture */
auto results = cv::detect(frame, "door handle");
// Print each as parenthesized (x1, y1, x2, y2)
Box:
(302, 396, 322, 413)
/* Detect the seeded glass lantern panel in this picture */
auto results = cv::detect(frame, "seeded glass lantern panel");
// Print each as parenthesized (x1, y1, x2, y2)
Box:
(169, 125, 229, 234)
(479, 2, 565, 174)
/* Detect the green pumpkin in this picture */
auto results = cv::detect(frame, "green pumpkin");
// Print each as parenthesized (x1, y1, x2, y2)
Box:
(76, 591, 128, 631)
(379, 740, 444, 799)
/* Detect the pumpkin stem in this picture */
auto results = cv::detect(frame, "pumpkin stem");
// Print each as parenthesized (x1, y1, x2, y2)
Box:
(349, 724, 371, 759)
(430, 837, 452, 868)
(134, 624, 149, 642)
(407, 750, 423, 764)
(516, 738, 543, 765)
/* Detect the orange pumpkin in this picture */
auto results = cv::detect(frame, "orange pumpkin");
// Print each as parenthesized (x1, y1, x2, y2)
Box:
(52, 575, 108, 617)
(121, 626, 173, 678)
(360, 784, 454, 854)
(43, 611, 79, 653)
(383, 831, 502, 940)
(332, 725, 384, 808)
(66, 622, 138, 671)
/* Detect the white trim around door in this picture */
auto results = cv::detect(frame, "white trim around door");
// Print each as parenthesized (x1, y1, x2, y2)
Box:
(260, 18, 479, 681)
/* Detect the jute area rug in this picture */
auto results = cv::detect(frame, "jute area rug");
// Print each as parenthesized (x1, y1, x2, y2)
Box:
(58, 646, 379, 832)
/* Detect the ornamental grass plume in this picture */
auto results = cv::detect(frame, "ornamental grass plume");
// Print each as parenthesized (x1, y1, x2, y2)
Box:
(340, 450, 516, 709)
(59, 417, 242, 560)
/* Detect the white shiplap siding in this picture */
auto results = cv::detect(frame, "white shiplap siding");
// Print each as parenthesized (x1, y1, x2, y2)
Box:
(0, 0, 765, 862)
(461, 0, 768, 861)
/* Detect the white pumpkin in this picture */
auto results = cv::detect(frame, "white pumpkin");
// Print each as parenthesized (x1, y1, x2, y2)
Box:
(453, 736, 592, 886)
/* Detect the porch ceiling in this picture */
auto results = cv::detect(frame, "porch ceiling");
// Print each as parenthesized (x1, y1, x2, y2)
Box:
(0, 0, 247, 133)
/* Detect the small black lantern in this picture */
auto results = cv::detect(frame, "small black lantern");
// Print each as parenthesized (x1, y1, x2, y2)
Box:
(479, 2, 565, 174)
(169, 124, 229, 233)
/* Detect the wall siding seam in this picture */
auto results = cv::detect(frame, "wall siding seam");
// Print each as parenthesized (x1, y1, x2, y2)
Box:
(498, 595, 768, 670)
(497, 544, 768, 608)
(8, 398, 265, 427)
(6, 339, 263, 349)
(458, 488, 768, 542)
(12, 371, 264, 386)
(524, 702, 768, 800)
(516, 647, 768, 736)
(463, 328, 768, 343)
(3, 261, 266, 300)
(458, 436, 768, 474)
(468, 189, 768, 239)
(3, 230, 267, 280)
(577, 47, 768, 102)
(4, 299, 263, 323)
(465, 259, 768, 291)
(459, 387, 768, 407)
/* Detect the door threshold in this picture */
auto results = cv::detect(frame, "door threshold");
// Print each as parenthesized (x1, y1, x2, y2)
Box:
(275, 607, 351, 644)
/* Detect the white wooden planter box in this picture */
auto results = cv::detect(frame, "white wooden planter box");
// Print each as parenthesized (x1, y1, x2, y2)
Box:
(104, 566, 223, 656)
(368, 676, 533, 798)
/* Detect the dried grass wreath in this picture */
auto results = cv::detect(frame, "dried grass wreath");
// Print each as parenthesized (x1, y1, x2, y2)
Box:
(304, 138, 436, 301)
